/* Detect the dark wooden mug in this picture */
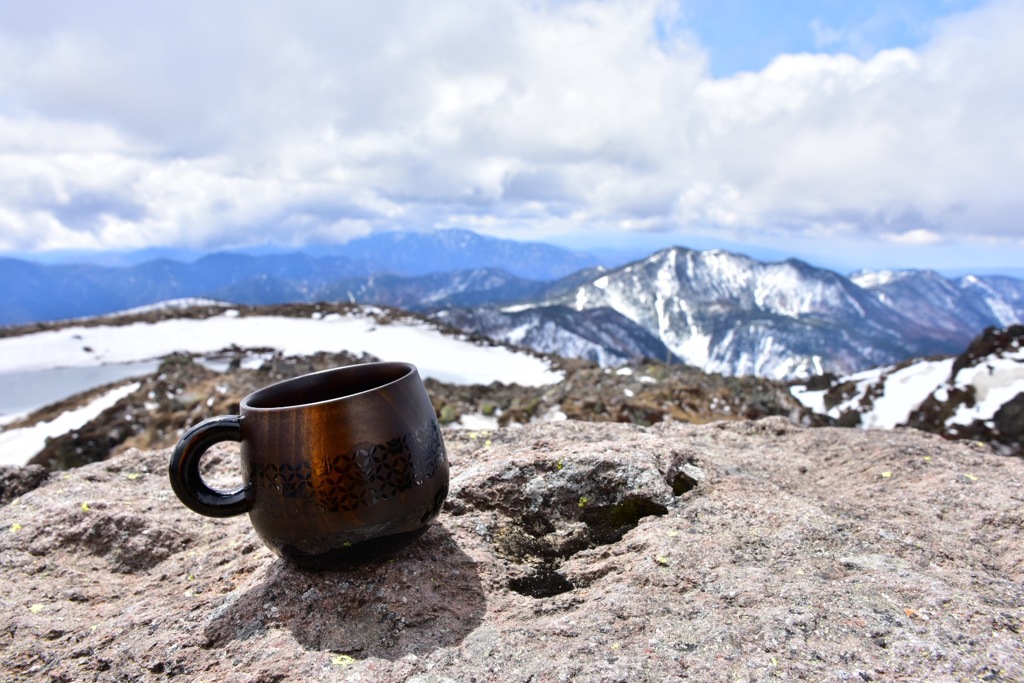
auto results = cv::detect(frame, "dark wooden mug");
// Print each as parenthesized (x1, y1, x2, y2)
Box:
(169, 362, 449, 569)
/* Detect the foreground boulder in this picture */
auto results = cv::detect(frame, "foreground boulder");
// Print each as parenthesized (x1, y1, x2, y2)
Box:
(1, 418, 1022, 681)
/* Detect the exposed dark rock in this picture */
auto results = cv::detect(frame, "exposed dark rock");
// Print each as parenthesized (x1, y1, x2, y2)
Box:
(995, 392, 1024, 440)
(0, 464, 48, 505)
(951, 324, 1024, 376)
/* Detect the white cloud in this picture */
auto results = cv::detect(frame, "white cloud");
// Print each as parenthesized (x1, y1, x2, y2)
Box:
(0, 0, 1021, 257)
(881, 228, 945, 245)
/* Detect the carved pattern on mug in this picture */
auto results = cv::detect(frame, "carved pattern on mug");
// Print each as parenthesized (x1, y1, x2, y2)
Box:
(250, 418, 447, 514)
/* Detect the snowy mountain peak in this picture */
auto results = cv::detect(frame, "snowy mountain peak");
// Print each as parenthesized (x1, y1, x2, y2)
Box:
(500, 244, 1008, 380)
(530, 245, 901, 378)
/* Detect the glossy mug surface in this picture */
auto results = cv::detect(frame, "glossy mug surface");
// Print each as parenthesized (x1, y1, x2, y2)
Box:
(169, 362, 449, 569)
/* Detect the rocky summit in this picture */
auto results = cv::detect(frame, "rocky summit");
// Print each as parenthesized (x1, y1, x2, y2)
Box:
(2, 418, 1022, 681)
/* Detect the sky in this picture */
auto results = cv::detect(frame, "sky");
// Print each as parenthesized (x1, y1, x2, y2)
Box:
(0, 0, 1022, 275)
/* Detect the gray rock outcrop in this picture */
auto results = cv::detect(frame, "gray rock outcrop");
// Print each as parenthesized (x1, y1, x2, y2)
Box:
(2, 418, 1022, 681)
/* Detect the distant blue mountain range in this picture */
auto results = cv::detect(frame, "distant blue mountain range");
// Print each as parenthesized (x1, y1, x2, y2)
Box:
(0, 229, 597, 325)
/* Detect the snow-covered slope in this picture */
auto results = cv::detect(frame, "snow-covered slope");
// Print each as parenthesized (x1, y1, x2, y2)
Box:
(957, 275, 1024, 327)
(492, 248, 1024, 381)
(433, 305, 679, 368)
(791, 360, 956, 430)
(0, 306, 563, 387)
(0, 305, 565, 466)
(851, 270, 1023, 344)
(0, 383, 141, 467)
(791, 325, 1024, 453)
(533, 248, 923, 380)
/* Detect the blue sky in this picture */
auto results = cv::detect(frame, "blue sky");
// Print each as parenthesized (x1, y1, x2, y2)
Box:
(675, 0, 985, 76)
(0, 0, 1021, 275)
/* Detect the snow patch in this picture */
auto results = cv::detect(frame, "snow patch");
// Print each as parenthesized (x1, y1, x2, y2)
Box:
(453, 413, 500, 431)
(850, 270, 907, 289)
(0, 311, 563, 388)
(947, 348, 1024, 426)
(0, 382, 141, 467)
(789, 353, 1022, 434)
(791, 365, 891, 419)
(790, 385, 826, 415)
(574, 287, 589, 311)
(859, 359, 954, 430)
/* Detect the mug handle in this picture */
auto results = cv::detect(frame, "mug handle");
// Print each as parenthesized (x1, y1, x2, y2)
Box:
(168, 415, 254, 518)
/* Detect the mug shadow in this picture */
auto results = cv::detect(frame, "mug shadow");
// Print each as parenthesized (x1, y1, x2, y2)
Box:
(203, 523, 486, 659)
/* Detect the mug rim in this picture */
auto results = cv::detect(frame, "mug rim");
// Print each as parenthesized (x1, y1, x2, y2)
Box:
(240, 361, 417, 413)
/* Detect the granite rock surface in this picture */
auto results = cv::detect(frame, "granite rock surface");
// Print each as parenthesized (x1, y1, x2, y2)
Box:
(2, 418, 1022, 681)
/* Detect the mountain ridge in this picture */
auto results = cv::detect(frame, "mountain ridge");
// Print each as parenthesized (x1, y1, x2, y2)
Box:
(3, 230, 1024, 379)
(0, 229, 601, 326)
(458, 245, 1024, 379)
